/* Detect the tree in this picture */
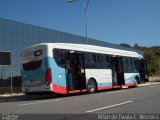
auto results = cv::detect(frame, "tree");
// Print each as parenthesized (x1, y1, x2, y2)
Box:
(119, 43, 131, 48)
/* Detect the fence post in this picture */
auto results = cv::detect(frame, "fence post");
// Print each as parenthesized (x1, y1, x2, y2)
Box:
(10, 65, 12, 95)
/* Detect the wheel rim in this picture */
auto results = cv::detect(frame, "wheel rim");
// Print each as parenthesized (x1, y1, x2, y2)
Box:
(135, 79, 138, 86)
(88, 81, 95, 92)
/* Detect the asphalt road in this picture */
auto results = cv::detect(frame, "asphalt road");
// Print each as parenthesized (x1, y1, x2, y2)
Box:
(0, 84, 160, 119)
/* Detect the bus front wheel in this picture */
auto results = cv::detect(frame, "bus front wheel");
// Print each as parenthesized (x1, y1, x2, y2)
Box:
(133, 79, 138, 88)
(87, 79, 97, 94)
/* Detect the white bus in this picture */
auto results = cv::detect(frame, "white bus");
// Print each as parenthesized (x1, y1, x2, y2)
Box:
(21, 43, 149, 94)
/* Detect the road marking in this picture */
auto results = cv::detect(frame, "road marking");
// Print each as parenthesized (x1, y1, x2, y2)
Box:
(86, 101, 133, 113)
(18, 99, 61, 106)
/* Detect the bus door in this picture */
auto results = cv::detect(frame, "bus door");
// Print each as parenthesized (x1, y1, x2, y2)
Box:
(111, 57, 125, 86)
(66, 52, 86, 91)
(138, 59, 149, 82)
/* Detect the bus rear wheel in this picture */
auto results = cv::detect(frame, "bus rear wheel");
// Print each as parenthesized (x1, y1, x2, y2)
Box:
(87, 79, 97, 94)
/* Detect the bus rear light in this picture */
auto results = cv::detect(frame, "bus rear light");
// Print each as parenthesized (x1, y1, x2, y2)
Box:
(45, 68, 52, 85)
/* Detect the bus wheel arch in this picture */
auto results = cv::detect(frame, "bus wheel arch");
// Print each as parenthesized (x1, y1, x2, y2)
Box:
(87, 78, 97, 94)
(135, 76, 140, 84)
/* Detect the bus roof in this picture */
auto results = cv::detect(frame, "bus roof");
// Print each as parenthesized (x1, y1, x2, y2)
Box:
(22, 43, 143, 58)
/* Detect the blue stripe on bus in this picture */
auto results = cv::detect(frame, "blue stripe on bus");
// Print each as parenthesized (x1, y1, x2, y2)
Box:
(97, 82, 112, 87)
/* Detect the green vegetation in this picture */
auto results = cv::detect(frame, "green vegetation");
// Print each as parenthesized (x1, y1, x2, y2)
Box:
(120, 44, 160, 76)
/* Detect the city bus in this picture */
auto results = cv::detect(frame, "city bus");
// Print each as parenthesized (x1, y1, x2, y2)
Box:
(21, 43, 149, 94)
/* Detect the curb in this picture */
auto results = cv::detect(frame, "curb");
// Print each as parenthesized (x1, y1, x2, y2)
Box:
(138, 82, 160, 87)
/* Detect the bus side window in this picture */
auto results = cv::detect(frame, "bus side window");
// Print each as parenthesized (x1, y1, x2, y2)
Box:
(124, 57, 128, 73)
(134, 59, 139, 71)
(106, 55, 110, 68)
(97, 54, 106, 68)
(53, 49, 65, 68)
(85, 53, 97, 68)
(132, 58, 138, 72)
(128, 57, 133, 73)
(92, 54, 97, 64)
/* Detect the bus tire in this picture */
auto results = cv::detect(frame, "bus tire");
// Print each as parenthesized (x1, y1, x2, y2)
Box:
(87, 79, 97, 94)
(133, 79, 138, 88)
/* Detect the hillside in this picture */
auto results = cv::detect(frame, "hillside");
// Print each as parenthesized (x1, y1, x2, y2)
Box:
(120, 43, 160, 76)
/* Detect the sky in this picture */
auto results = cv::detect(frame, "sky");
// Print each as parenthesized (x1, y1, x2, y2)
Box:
(0, 0, 160, 47)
